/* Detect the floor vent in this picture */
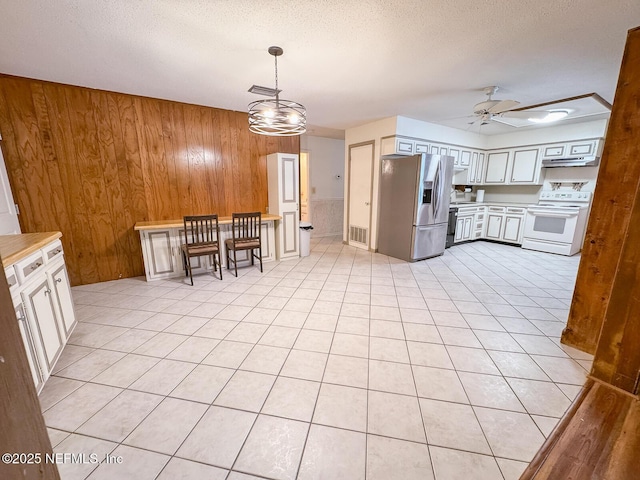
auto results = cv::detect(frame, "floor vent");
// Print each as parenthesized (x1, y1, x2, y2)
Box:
(349, 225, 368, 245)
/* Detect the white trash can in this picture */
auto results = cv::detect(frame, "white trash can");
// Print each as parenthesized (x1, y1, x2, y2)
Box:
(299, 222, 313, 257)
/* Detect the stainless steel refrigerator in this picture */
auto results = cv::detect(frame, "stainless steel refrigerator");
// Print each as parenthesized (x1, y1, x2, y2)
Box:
(377, 153, 454, 261)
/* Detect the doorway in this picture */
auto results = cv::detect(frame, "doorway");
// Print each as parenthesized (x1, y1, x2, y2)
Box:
(347, 142, 374, 249)
(300, 151, 310, 222)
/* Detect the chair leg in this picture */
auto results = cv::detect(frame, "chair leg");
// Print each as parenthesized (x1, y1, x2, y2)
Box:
(233, 249, 238, 277)
(217, 252, 222, 280)
(183, 251, 188, 277)
(226, 247, 230, 271)
(186, 256, 193, 286)
(258, 246, 263, 273)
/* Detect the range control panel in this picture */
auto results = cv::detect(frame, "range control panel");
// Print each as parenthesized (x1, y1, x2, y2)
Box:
(539, 191, 592, 203)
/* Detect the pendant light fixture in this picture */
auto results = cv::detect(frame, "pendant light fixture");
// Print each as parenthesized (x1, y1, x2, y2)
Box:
(248, 46, 306, 136)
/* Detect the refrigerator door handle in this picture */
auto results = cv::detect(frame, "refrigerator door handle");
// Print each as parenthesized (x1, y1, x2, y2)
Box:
(432, 162, 441, 219)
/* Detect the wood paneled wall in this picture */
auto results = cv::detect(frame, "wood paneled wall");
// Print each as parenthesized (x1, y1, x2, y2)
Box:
(0, 75, 298, 285)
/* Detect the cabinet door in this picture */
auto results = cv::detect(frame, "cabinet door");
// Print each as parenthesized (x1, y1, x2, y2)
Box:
(463, 217, 473, 240)
(511, 149, 540, 183)
(475, 153, 485, 184)
(486, 214, 503, 239)
(415, 142, 430, 154)
(568, 140, 596, 156)
(449, 148, 460, 166)
(49, 262, 77, 337)
(502, 216, 523, 242)
(460, 150, 472, 167)
(454, 217, 465, 242)
(485, 152, 509, 183)
(22, 277, 63, 374)
(142, 229, 181, 280)
(14, 301, 44, 391)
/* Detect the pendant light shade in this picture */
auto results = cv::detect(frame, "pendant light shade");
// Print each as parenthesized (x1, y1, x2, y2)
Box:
(248, 46, 306, 136)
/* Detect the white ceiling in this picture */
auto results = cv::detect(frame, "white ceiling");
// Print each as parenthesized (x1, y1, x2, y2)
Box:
(1, 1, 639, 137)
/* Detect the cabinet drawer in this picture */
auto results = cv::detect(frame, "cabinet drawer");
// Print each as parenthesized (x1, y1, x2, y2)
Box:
(43, 240, 64, 263)
(569, 142, 594, 156)
(5, 266, 19, 293)
(415, 142, 430, 154)
(16, 251, 46, 283)
(506, 207, 526, 215)
(459, 207, 478, 215)
(487, 206, 506, 213)
(542, 144, 566, 158)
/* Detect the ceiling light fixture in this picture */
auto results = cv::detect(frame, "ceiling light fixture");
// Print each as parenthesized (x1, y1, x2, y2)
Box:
(248, 46, 306, 136)
(528, 110, 569, 124)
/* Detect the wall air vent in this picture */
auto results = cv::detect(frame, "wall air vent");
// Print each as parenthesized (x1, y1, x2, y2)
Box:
(248, 85, 281, 96)
(349, 225, 368, 245)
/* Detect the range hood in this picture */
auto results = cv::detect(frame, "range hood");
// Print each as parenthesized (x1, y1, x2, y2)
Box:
(541, 155, 600, 168)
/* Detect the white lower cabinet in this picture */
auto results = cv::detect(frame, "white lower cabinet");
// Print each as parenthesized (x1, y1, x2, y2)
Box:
(6, 237, 77, 393)
(503, 215, 524, 243)
(485, 214, 504, 240)
(483, 206, 525, 244)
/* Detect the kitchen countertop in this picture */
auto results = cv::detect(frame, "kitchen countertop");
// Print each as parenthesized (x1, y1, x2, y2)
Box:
(450, 201, 531, 207)
(134, 214, 282, 231)
(0, 232, 62, 268)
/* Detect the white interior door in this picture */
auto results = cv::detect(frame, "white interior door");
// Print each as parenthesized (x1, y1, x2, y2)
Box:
(348, 143, 373, 249)
(279, 154, 300, 258)
(300, 151, 310, 222)
(0, 145, 21, 234)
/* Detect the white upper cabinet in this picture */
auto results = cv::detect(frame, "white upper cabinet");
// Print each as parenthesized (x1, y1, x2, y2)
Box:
(381, 136, 415, 156)
(485, 152, 510, 183)
(510, 148, 541, 183)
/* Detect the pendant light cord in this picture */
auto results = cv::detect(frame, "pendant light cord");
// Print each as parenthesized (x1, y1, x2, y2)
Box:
(274, 54, 280, 106)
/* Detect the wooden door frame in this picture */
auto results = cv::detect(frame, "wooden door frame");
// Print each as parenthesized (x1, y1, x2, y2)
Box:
(346, 141, 375, 250)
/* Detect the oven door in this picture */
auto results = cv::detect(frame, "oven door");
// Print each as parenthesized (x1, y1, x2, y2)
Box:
(523, 206, 580, 243)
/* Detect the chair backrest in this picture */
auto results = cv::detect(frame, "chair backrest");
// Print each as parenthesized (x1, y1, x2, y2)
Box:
(231, 212, 262, 241)
(183, 214, 220, 247)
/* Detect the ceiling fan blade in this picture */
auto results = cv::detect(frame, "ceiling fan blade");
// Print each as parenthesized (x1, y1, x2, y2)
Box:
(500, 110, 549, 120)
(487, 99, 520, 113)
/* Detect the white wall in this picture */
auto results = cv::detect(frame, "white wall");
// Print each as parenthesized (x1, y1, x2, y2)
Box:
(300, 135, 345, 236)
(396, 116, 487, 149)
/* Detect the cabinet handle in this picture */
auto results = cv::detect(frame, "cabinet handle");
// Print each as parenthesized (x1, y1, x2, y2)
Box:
(55, 278, 62, 283)
(44, 288, 52, 296)
(17, 313, 26, 323)
(52, 249, 61, 255)
(31, 262, 42, 270)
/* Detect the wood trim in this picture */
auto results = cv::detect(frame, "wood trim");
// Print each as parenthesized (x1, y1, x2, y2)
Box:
(510, 92, 613, 112)
(0, 256, 59, 479)
(0, 74, 299, 285)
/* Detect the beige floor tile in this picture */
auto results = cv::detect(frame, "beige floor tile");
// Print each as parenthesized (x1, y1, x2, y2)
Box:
(77, 390, 163, 442)
(531, 355, 587, 385)
(458, 371, 526, 412)
(340, 302, 370, 318)
(133, 332, 189, 357)
(47, 428, 70, 448)
(419, 398, 491, 455)
(165, 336, 219, 363)
(430, 310, 469, 328)
(369, 359, 416, 396)
(400, 308, 434, 324)
(170, 364, 235, 404)
(261, 377, 320, 422)
(487, 351, 550, 381)
(293, 329, 334, 353)
(437, 326, 483, 348)
(495, 317, 542, 335)
(507, 378, 571, 417)
(55, 349, 126, 381)
(100, 329, 157, 353)
(474, 406, 545, 462)
(124, 397, 207, 454)
(273, 309, 309, 328)
(323, 354, 368, 388)
(336, 316, 369, 335)
(369, 319, 405, 340)
(239, 344, 290, 375)
(195, 318, 239, 339)
(531, 414, 560, 438)
(446, 346, 500, 375)
(162, 315, 210, 335)
(156, 457, 228, 480)
(473, 330, 525, 353)
(280, 349, 328, 382)
(215, 305, 253, 321)
(366, 435, 434, 480)
(430, 446, 503, 480)
(234, 415, 309, 480)
(242, 307, 280, 324)
(463, 314, 506, 331)
(43, 383, 122, 431)
(38, 376, 85, 411)
(201, 340, 253, 368)
(368, 391, 426, 443)
(407, 341, 454, 369)
(369, 337, 409, 363)
(313, 383, 367, 432)
(177, 406, 256, 468)
(54, 433, 117, 480)
(403, 323, 442, 343)
(496, 458, 529, 480)
(225, 322, 268, 343)
(330, 332, 369, 358)
(258, 325, 301, 348)
(129, 359, 196, 395)
(297, 425, 366, 480)
(87, 444, 170, 480)
(511, 334, 569, 357)
(136, 312, 183, 331)
(214, 370, 276, 412)
(412, 365, 468, 403)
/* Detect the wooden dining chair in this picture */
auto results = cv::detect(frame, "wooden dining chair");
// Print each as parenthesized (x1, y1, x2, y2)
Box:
(181, 214, 222, 285)
(225, 212, 263, 277)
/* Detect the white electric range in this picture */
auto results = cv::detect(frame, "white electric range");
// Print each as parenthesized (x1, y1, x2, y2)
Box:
(522, 189, 592, 256)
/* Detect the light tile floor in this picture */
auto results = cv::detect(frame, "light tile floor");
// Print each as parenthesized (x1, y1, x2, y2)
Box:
(41, 238, 593, 480)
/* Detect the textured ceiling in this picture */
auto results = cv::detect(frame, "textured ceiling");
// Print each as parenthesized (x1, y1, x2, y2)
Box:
(1, 0, 639, 136)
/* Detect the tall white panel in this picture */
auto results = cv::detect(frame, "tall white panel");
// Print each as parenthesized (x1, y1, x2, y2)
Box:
(267, 153, 300, 259)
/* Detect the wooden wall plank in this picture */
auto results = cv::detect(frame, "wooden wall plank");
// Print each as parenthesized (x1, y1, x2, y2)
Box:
(562, 26, 640, 355)
(0, 74, 299, 285)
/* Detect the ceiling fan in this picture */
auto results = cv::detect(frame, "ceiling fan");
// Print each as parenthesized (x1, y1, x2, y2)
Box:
(470, 86, 560, 125)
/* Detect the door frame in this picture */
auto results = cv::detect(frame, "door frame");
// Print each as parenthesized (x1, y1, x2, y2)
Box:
(299, 150, 311, 223)
(346, 140, 375, 249)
